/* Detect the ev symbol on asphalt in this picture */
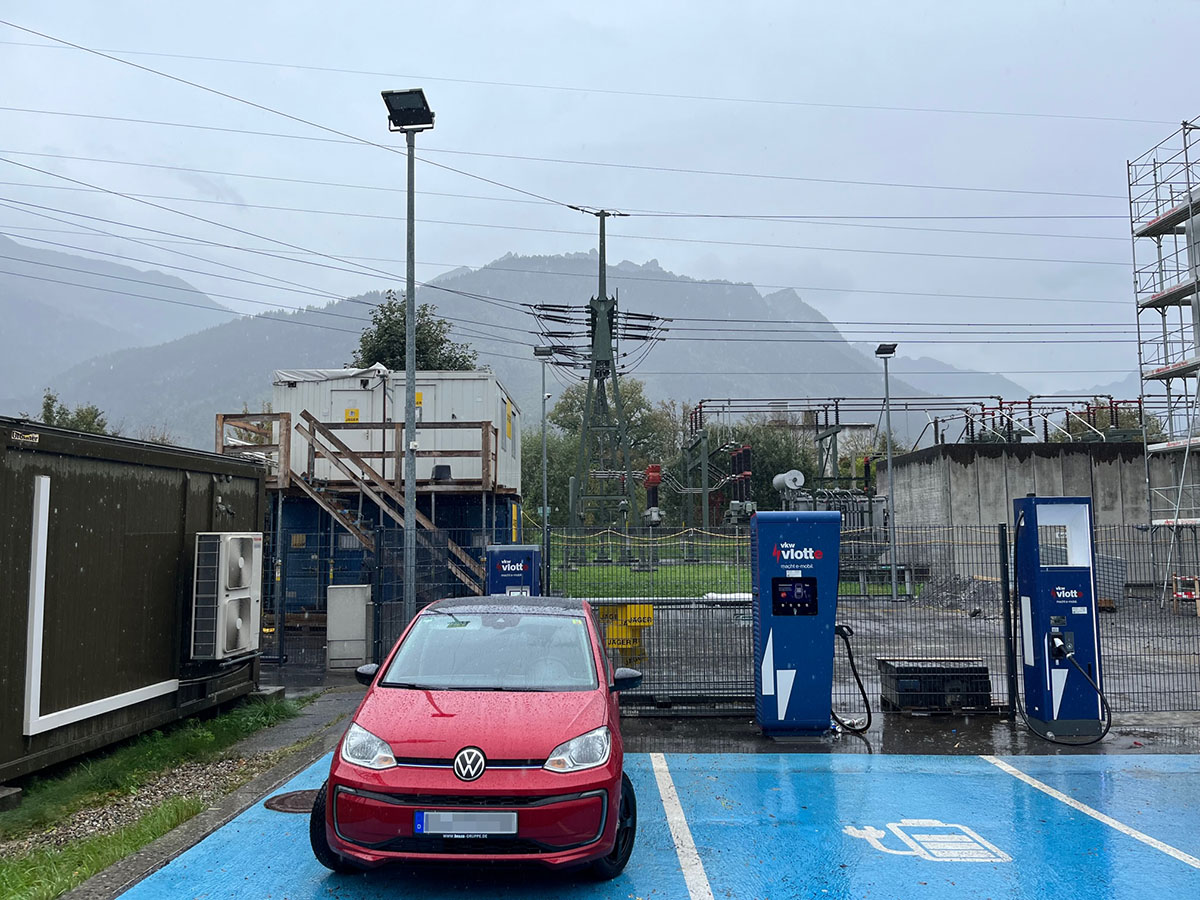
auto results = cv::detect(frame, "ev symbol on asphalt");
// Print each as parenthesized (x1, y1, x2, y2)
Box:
(844, 819, 1012, 863)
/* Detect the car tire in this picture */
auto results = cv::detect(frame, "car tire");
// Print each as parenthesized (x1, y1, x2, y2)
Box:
(589, 772, 637, 880)
(309, 782, 357, 874)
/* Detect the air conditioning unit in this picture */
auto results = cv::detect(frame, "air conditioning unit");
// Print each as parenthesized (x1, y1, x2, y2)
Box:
(191, 532, 263, 660)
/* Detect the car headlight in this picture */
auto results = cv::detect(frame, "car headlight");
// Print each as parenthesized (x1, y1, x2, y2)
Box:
(544, 726, 611, 773)
(340, 722, 397, 769)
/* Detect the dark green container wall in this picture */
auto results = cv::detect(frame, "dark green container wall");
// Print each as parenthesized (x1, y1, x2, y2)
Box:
(0, 419, 265, 783)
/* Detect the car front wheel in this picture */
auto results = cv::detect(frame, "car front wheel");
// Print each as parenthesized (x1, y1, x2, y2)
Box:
(589, 772, 637, 880)
(309, 782, 358, 874)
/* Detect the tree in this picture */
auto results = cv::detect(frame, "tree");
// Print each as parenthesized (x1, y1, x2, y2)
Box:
(131, 423, 179, 445)
(524, 377, 682, 526)
(723, 415, 817, 511)
(27, 389, 111, 434)
(352, 293, 477, 371)
(548, 378, 680, 464)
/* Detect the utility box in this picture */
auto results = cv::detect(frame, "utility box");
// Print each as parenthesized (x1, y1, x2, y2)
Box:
(486, 544, 542, 595)
(751, 510, 842, 736)
(1013, 496, 1105, 738)
(327, 584, 370, 669)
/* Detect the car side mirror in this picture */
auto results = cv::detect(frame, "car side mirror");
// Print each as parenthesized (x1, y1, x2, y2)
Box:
(610, 667, 642, 692)
(355, 663, 379, 687)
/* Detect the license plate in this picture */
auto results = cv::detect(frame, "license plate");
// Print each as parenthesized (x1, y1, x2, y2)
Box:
(414, 810, 518, 837)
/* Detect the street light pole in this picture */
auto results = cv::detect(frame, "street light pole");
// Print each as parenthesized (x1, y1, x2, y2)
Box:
(381, 89, 434, 626)
(403, 128, 417, 624)
(534, 346, 554, 593)
(876, 343, 898, 603)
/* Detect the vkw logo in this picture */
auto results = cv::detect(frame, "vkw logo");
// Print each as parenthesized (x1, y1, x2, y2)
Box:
(453, 747, 487, 782)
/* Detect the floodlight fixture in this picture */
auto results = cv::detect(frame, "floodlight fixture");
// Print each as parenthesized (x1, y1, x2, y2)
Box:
(381, 89, 435, 132)
(875, 342, 897, 358)
(534, 346, 554, 358)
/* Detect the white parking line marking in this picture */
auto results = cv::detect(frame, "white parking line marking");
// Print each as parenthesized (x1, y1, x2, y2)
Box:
(650, 753, 714, 900)
(981, 755, 1200, 869)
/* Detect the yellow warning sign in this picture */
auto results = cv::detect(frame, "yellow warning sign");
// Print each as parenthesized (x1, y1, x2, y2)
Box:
(415, 391, 423, 407)
(344, 408, 359, 423)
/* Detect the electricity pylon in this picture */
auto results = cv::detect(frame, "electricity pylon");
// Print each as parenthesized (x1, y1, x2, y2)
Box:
(569, 210, 638, 527)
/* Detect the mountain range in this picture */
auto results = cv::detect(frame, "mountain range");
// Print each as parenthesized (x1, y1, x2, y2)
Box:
(0, 238, 1134, 449)
(0, 234, 229, 411)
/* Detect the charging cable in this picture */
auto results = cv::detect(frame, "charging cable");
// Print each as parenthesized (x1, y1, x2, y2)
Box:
(831, 623, 873, 736)
(1011, 512, 1113, 746)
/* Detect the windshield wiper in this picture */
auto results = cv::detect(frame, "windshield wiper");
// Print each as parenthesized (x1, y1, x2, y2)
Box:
(379, 681, 441, 690)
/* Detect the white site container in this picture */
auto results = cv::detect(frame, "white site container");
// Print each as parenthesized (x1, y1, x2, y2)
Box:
(272, 366, 521, 492)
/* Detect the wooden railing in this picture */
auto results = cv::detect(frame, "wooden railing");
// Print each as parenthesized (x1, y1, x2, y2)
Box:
(215, 411, 291, 488)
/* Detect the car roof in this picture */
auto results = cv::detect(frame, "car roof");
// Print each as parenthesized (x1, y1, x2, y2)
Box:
(423, 595, 588, 617)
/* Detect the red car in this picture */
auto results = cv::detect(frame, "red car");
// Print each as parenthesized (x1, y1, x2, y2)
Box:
(310, 596, 642, 879)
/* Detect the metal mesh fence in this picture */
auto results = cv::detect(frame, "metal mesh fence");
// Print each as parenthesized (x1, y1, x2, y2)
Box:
(1088, 525, 1200, 712)
(261, 521, 1200, 715)
(546, 526, 1008, 714)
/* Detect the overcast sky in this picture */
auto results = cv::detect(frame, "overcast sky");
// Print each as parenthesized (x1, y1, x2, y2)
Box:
(2, 1, 1196, 394)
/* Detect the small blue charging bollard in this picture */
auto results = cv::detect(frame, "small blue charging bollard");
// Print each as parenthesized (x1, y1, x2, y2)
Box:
(751, 510, 842, 736)
(485, 544, 542, 596)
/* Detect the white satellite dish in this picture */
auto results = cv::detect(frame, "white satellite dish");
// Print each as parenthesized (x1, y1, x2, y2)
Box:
(772, 470, 805, 491)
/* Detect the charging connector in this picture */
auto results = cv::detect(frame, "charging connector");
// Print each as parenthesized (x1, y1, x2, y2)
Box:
(831, 623, 872, 737)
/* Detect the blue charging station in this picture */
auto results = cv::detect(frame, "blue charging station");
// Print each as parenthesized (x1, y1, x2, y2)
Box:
(752, 510, 842, 736)
(1013, 496, 1106, 738)
(485, 544, 542, 596)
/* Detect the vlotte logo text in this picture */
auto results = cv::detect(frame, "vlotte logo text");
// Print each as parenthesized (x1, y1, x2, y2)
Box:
(773, 542, 822, 563)
(1054, 587, 1081, 599)
(497, 560, 528, 573)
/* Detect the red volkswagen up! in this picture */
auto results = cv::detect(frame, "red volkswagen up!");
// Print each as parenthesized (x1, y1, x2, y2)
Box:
(310, 596, 641, 879)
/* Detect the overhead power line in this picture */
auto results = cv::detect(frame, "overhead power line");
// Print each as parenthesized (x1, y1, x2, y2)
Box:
(0, 172, 545, 315)
(0, 105, 1126, 202)
(0, 249, 543, 342)
(0, 39, 1174, 126)
(0, 220, 1133, 307)
(0, 175, 1131, 268)
(0, 151, 1129, 240)
(0, 21, 580, 210)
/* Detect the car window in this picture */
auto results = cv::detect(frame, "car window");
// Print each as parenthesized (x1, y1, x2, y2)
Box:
(381, 611, 599, 691)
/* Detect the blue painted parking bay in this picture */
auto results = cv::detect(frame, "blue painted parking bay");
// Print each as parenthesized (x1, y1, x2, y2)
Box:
(120, 753, 1200, 899)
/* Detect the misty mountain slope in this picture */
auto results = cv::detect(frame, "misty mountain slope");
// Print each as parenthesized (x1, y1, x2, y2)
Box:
(13, 250, 1100, 451)
(867, 351, 1033, 399)
(427, 253, 920, 404)
(0, 234, 230, 401)
(28, 303, 364, 447)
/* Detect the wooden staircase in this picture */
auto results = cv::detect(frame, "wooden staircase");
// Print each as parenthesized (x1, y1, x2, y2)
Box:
(296, 410, 485, 594)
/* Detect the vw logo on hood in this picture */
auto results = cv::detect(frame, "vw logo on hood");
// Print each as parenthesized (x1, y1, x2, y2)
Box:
(453, 747, 487, 782)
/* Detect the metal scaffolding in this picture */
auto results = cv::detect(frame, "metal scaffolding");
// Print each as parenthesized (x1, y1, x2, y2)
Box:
(1130, 119, 1200, 529)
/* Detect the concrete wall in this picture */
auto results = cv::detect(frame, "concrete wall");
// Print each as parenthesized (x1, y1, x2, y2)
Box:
(885, 442, 1168, 528)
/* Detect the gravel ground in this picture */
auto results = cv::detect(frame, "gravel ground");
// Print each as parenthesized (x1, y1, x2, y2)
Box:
(0, 750, 288, 859)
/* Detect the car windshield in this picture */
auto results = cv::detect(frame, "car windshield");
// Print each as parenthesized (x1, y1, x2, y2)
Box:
(380, 611, 599, 691)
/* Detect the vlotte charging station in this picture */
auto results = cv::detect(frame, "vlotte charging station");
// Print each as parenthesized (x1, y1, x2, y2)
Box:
(751, 510, 843, 736)
(1012, 496, 1106, 739)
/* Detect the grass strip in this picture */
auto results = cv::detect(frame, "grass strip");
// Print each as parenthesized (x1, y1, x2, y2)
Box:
(0, 697, 300, 842)
(0, 795, 205, 900)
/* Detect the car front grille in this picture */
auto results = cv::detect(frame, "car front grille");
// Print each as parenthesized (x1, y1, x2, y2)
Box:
(378, 836, 547, 855)
(348, 787, 594, 808)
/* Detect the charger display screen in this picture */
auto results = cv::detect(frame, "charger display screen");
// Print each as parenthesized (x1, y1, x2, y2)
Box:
(771, 577, 818, 616)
